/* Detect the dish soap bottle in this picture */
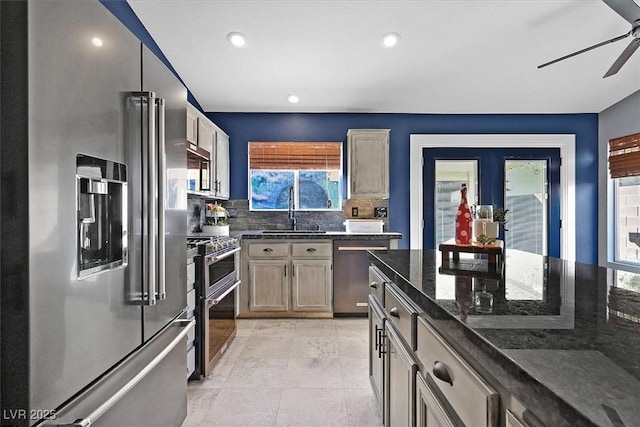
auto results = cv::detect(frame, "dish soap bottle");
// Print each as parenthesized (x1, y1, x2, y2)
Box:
(455, 183, 472, 244)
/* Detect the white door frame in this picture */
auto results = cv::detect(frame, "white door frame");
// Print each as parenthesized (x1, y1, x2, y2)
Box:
(409, 134, 576, 261)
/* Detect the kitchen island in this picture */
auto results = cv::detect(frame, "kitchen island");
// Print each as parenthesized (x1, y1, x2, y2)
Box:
(368, 249, 640, 427)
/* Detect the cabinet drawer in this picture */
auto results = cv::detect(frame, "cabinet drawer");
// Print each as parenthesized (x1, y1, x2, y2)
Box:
(368, 265, 387, 305)
(248, 242, 289, 257)
(416, 316, 499, 427)
(384, 282, 417, 350)
(291, 242, 332, 258)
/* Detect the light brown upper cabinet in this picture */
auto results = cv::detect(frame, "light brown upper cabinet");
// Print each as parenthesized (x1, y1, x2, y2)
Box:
(347, 129, 390, 199)
(186, 104, 230, 200)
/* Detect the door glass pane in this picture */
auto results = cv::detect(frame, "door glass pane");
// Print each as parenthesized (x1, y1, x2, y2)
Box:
(504, 160, 547, 255)
(434, 160, 478, 246)
(615, 177, 640, 264)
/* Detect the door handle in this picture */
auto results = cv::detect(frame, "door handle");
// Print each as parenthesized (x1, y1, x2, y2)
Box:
(51, 320, 194, 426)
(374, 324, 381, 350)
(156, 97, 166, 301)
(133, 91, 158, 306)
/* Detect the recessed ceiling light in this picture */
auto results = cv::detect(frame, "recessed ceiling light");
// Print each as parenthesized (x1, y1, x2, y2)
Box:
(91, 37, 104, 47)
(380, 32, 400, 48)
(226, 32, 247, 48)
(288, 94, 299, 104)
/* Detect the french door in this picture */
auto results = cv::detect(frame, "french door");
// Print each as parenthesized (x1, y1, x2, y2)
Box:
(423, 148, 561, 257)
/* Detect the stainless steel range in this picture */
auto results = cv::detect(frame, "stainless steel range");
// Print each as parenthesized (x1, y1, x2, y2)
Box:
(188, 236, 241, 379)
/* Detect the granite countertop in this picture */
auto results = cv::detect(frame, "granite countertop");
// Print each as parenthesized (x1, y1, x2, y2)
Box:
(239, 230, 402, 240)
(187, 230, 402, 240)
(368, 249, 640, 427)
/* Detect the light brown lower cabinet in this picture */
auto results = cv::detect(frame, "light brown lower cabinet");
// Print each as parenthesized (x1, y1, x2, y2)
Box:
(416, 317, 499, 427)
(243, 240, 332, 314)
(385, 320, 417, 427)
(248, 259, 289, 311)
(368, 263, 501, 427)
(416, 372, 455, 427)
(291, 259, 332, 311)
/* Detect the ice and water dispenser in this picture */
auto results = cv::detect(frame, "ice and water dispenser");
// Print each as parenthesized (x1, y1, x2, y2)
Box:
(76, 154, 127, 277)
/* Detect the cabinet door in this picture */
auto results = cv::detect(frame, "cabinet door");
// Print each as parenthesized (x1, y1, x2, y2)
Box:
(197, 119, 215, 194)
(291, 259, 332, 312)
(248, 260, 288, 311)
(348, 129, 389, 199)
(186, 106, 198, 144)
(369, 294, 386, 415)
(197, 118, 214, 153)
(416, 372, 455, 427)
(385, 322, 417, 427)
(214, 130, 230, 199)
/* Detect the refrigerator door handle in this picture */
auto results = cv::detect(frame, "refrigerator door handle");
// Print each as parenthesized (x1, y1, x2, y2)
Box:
(50, 319, 195, 427)
(156, 97, 166, 300)
(147, 91, 158, 306)
(133, 90, 158, 306)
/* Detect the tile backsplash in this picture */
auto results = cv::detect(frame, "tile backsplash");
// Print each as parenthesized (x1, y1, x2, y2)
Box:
(187, 197, 389, 232)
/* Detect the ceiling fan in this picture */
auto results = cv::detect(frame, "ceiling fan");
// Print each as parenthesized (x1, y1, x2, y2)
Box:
(538, 0, 640, 77)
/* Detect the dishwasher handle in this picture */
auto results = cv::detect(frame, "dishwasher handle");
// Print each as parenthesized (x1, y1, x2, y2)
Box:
(337, 246, 387, 251)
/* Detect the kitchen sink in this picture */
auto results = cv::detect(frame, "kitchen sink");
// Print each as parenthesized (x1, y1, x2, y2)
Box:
(260, 230, 326, 234)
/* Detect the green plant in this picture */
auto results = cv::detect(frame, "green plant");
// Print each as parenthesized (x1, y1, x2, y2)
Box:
(492, 205, 509, 224)
(475, 234, 496, 245)
(205, 203, 229, 226)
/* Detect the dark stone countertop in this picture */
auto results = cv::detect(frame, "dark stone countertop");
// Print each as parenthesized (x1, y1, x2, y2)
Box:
(368, 249, 640, 427)
(236, 230, 402, 240)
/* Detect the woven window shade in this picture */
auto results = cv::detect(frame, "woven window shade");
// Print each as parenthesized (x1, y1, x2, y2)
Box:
(609, 133, 640, 179)
(249, 142, 341, 170)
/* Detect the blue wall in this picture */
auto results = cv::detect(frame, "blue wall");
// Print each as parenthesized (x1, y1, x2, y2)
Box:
(101, 1, 599, 264)
(210, 113, 599, 264)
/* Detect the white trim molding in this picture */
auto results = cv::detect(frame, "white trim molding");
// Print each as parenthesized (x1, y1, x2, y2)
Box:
(409, 134, 576, 261)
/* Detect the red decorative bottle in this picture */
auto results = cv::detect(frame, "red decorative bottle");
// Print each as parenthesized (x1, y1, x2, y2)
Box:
(455, 183, 472, 244)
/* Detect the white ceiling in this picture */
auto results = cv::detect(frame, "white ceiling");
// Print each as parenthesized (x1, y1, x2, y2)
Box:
(128, 0, 640, 114)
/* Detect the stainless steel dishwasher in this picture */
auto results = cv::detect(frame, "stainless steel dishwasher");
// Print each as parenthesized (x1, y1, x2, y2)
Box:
(333, 240, 390, 316)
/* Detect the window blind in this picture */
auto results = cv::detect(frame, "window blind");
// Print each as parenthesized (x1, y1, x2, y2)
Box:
(249, 142, 341, 170)
(609, 132, 640, 179)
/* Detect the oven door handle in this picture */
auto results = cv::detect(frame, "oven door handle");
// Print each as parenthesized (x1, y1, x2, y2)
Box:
(208, 280, 241, 305)
(205, 246, 241, 263)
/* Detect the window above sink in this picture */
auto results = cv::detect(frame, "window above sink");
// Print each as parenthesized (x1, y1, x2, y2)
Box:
(248, 142, 343, 212)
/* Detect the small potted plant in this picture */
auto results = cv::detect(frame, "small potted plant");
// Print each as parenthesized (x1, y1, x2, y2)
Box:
(473, 205, 509, 240)
(203, 203, 230, 236)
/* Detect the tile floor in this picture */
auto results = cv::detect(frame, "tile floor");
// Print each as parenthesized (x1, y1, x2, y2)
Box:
(182, 318, 382, 427)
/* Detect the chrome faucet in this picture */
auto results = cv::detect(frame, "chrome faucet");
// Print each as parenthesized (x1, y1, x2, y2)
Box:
(288, 186, 297, 230)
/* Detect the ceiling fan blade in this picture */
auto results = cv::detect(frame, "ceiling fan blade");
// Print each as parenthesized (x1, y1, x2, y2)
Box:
(603, 37, 640, 76)
(602, 0, 640, 24)
(538, 31, 630, 69)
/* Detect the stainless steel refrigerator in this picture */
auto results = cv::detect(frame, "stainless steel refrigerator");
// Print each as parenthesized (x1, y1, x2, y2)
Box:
(1, 1, 191, 426)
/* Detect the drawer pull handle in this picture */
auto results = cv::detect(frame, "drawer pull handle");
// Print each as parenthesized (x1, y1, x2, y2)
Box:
(433, 361, 453, 386)
(389, 307, 400, 318)
(370, 282, 378, 289)
(263, 248, 273, 252)
(378, 329, 386, 358)
(306, 248, 317, 252)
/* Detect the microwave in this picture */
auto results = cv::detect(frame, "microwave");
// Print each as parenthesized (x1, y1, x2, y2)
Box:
(187, 144, 210, 192)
